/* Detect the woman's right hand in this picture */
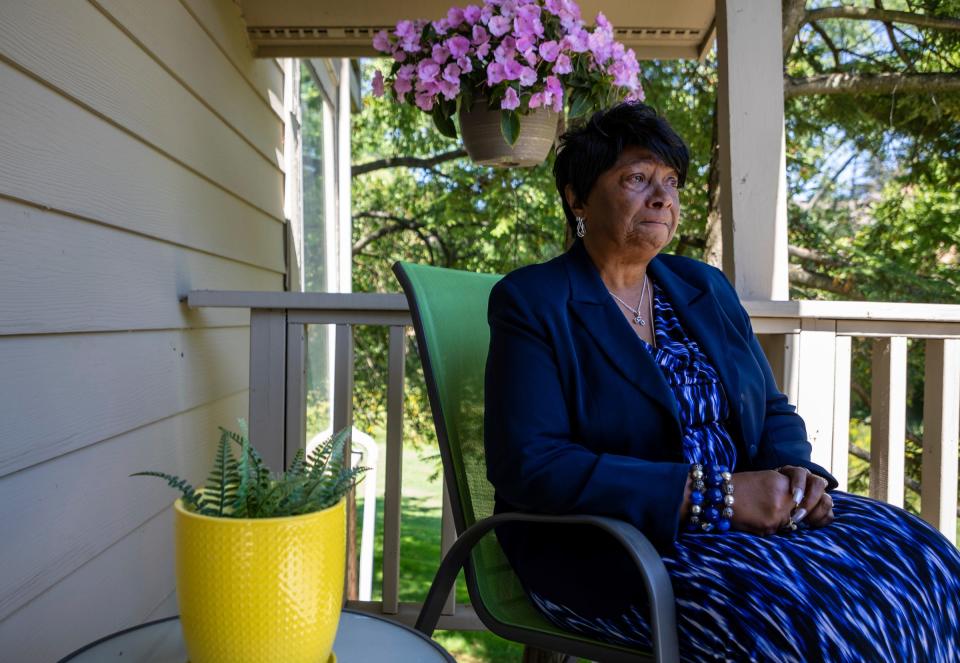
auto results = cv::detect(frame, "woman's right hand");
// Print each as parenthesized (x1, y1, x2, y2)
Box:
(728, 470, 796, 535)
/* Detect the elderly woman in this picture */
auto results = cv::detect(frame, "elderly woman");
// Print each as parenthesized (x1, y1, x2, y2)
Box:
(483, 101, 960, 661)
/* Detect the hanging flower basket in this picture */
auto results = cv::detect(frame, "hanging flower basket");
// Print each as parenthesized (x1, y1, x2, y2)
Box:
(459, 95, 560, 167)
(371, 0, 645, 168)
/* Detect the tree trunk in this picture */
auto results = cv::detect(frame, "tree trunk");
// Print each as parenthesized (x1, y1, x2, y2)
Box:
(703, 97, 723, 269)
(804, 6, 960, 32)
(784, 72, 960, 98)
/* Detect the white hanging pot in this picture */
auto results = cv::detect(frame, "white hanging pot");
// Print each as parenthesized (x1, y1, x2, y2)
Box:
(458, 97, 560, 168)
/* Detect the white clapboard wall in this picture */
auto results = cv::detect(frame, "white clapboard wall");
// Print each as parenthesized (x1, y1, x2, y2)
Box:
(0, 1, 288, 659)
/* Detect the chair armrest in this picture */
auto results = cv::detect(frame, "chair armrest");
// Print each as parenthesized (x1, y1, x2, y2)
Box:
(414, 512, 678, 662)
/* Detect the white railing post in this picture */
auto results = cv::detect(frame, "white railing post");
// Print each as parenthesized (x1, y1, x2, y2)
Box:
(830, 336, 852, 489)
(870, 337, 908, 507)
(794, 319, 838, 472)
(382, 325, 406, 614)
(921, 339, 960, 543)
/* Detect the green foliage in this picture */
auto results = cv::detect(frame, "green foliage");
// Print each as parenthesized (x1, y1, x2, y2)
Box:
(132, 424, 367, 519)
(499, 109, 520, 145)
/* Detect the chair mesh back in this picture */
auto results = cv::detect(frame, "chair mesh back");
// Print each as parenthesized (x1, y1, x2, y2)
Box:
(394, 262, 549, 627)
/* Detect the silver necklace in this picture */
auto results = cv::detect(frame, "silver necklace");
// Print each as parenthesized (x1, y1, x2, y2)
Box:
(609, 275, 649, 326)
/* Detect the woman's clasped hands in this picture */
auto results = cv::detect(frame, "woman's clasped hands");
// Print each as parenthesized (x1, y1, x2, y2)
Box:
(727, 466, 834, 535)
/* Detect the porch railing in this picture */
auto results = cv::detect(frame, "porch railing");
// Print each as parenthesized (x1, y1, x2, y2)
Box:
(187, 290, 960, 628)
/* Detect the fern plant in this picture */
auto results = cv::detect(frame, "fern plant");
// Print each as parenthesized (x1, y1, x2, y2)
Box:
(133, 422, 367, 518)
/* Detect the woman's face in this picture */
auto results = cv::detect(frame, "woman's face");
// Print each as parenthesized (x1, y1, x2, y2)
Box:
(568, 145, 681, 260)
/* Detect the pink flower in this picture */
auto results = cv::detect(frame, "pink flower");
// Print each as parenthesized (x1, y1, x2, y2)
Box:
(550, 91, 564, 112)
(499, 0, 518, 18)
(553, 53, 572, 74)
(395, 20, 416, 40)
(529, 91, 544, 108)
(457, 55, 474, 73)
(588, 28, 613, 65)
(417, 59, 441, 82)
(544, 0, 564, 15)
(392, 49, 407, 62)
(472, 25, 489, 45)
(561, 0, 581, 21)
(538, 40, 559, 62)
(447, 7, 465, 28)
(561, 29, 590, 53)
(476, 42, 491, 59)
(432, 44, 451, 64)
(596, 12, 611, 30)
(438, 78, 460, 99)
(625, 87, 646, 102)
(394, 76, 413, 95)
(544, 75, 564, 112)
(608, 60, 630, 87)
(519, 66, 537, 86)
(501, 87, 520, 110)
(522, 48, 538, 66)
(488, 15, 511, 37)
(395, 64, 415, 94)
(517, 3, 541, 22)
(447, 35, 471, 58)
(486, 61, 506, 85)
(396, 19, 423, 52)
(502, 58, 524, 80)
(415, 91, 435, 111)
(514, 14, 544, 39)
(431, 18, 449, 35)
(372, 69, 385, 97)
(516, 35, 535, 54)
(494, 41, 515, 63)
(480, 4, 494, 24)
(443, 63, 462, 85)
(463, 5, 481, 24)
(373, 30, 391, 53)
(545, 75, 563, 97)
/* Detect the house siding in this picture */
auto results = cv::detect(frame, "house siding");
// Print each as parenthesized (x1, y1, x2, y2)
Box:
(0, 1, 288, 659)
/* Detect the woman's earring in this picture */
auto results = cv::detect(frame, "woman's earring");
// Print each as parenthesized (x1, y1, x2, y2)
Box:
(576, 216, 585, 238)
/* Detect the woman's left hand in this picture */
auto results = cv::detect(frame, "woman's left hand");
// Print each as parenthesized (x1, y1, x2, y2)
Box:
(777, 465, 835, 528)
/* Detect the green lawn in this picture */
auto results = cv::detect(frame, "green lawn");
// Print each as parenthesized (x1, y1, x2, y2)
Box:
(355, 439, 526, 662)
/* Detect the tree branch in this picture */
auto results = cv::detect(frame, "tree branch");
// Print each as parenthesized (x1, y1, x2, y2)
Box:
(782, 0, 809, 56)
(784, 72, 960, 97)
(788, 244, 845, 267)
(798, 151, 858, 212)
(352, 212, 428, 254)
(805, 7, 960, 32)
(788, 263, 860, 297)
(876, 1, 916, 72)
(809, 21, 842, 70)
(352, 211, 453, 265)
(352, 149, 467, 176)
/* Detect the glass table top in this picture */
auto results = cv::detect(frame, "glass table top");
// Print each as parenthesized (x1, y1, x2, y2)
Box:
(61, 609, 455, 662)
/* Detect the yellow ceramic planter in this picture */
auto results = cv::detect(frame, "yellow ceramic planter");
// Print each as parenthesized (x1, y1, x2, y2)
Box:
(174, 498, 346, 663)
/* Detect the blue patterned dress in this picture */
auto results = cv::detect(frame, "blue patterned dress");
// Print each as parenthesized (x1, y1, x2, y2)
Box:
(530, 280, 960, 662)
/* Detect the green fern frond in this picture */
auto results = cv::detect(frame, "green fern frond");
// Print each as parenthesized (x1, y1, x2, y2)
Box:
(203, 431, 241, 517)
(135, 424, 366, 519)
(286, 449, 307, 478)
(131, 471, 202, 510)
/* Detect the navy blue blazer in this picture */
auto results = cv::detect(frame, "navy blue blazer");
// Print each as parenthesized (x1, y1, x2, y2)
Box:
(484, 240, 837, 609)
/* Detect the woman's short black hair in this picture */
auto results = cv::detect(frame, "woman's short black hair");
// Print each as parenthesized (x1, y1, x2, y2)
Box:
(553, 101, 690, 233)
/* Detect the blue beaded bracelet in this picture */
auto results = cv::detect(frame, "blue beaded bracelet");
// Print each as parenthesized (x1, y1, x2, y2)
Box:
(685, 463, 734, 533)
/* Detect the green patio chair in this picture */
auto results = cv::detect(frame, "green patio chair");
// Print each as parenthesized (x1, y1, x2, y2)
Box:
(393, 261, 680, 663)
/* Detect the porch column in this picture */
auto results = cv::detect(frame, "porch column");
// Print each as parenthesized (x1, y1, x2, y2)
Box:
(715, 0, 789, 300)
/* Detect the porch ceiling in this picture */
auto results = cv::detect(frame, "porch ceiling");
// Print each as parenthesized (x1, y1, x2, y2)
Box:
(235, 0, 715, 60)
